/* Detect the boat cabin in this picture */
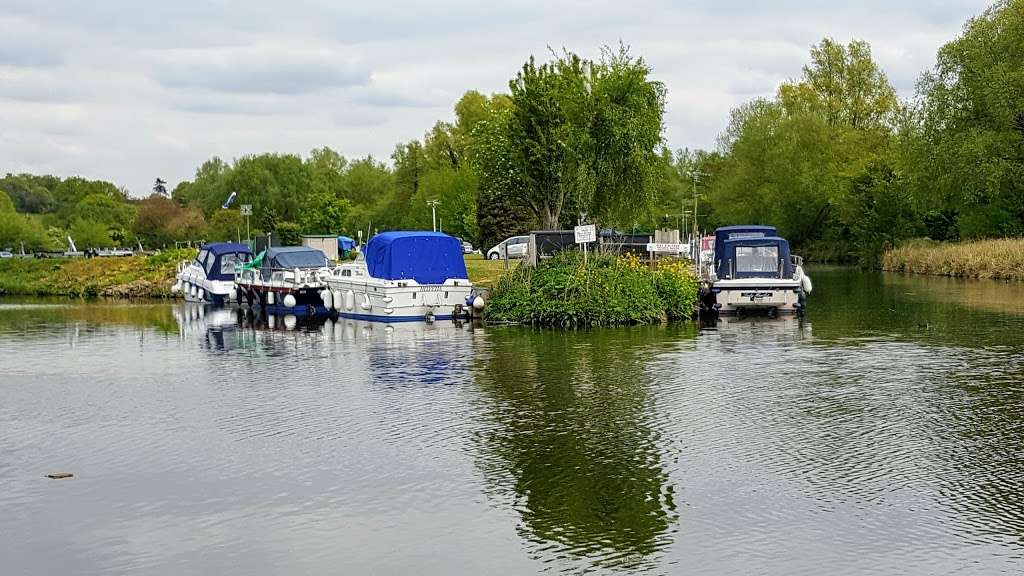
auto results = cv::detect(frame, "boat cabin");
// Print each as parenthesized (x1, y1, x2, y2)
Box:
(715, 235, 793, 280)
(195, 243, 253, 281)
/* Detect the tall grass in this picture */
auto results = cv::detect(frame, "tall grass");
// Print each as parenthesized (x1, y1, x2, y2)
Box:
(881, 238, 1024, 280)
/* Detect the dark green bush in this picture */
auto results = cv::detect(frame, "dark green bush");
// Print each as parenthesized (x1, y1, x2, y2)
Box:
(484, 251, 697, 326)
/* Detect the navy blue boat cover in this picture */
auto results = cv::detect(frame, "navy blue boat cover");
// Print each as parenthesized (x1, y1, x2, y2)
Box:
(713, 225, 777, 262)
(365, 231, 468, 284)
(261, 246, 328, 277)
(716, 236, 792, 279)
(200, 242, 253, 281)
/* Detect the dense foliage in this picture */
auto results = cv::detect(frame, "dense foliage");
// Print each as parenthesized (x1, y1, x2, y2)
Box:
(700, 0, 1024, 265)
(484, 252, 697, 326)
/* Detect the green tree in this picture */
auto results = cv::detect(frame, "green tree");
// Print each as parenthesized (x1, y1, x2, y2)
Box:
(500, 46, 665, 229)
(912, 0, 1024, 238)
(69, 218, 114, 248)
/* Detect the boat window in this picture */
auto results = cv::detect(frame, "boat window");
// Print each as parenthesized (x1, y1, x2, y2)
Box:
(342, 269, 351, 277)
(219, 253, 249, 275)
(202, 251, 217, 273)
(196, 249, 209, 266)
(736, 246, 779, 273)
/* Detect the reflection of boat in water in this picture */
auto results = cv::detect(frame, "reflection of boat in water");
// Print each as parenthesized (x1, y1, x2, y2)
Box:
(702, 313, 812, 343)
(172, 243, 253, 305)
(702, 225, 812, 317)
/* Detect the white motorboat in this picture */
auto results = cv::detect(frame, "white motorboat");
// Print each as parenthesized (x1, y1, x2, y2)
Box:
(703, 225, 812, 316)
(324, 231, 484, 322)
(173, 243, 253, 305)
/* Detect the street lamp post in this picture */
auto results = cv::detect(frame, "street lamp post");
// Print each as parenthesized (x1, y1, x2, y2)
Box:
(427, 199, 440, 232)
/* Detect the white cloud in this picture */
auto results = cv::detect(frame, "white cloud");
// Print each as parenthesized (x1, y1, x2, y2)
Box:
(0, 0, 992, 196)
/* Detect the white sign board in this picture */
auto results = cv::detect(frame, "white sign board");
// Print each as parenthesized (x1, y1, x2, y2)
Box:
(240, 204, 253, 216)
(646, 242, 685, 254)
(574, 224, 596, 244)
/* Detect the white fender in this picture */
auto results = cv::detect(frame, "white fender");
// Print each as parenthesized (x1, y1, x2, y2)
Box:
(266, 291, 275, 305)
(798, 267, 813, 294)
(360, 293, 371, 310)
(283, 294, 297, 308)
(321, 289, 334, 310)
(197, 288, 205, 301)
(345, 290, 355, 311)
(171, 281, 182, 294)
(472, 295, 485, 310)
(189, 284, 197, 299)
(283, 314, 297, 330)
(332, 290, 343, 311)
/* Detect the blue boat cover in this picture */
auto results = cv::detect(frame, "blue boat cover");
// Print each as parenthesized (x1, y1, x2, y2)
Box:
(199, 243, 253, 281)
(365, 231, 468, 284)
(261, 246, 328, 278)
(716, 236, 792, 279)
(337, 236, 356, 252)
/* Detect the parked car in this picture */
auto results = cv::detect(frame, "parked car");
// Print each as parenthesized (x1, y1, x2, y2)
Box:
(454, 237, 474, 254)
(487, 235, 530, 260)
(0, 251, 13, 258)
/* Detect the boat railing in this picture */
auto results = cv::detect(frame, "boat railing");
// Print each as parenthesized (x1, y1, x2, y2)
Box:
(235, 266, 328, 287)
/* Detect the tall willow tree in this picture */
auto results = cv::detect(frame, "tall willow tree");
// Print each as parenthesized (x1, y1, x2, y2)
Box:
(498, 46, 666, 230)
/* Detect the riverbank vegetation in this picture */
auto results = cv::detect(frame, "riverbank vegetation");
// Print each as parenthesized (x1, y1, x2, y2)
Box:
(881, 239, 1024, 281)
(2, 1, 1021, 275)
(484, 252, 698, 326)
(0, 249, 195, 298)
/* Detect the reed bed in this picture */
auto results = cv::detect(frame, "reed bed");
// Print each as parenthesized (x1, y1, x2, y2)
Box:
(881, 238, 1024, 281)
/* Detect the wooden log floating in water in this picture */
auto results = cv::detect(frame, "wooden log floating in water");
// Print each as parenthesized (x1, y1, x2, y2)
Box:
(46, 473, 74, 480)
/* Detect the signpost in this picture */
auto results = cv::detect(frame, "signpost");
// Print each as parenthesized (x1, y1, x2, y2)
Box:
(240, 204, 252, 246)
(646, 242, 685, 254)
(574, 224, 596, 264)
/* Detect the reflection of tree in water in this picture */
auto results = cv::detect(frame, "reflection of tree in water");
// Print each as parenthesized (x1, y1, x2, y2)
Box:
(474, 326, 683, 570)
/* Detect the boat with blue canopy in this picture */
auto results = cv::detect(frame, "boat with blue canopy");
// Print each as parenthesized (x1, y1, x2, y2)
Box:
(324, 231, 484, 322)
(173, 242, 253, 305)
(703, 225, 812, 316)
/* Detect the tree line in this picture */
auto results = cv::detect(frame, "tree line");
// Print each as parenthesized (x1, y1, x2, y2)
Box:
(3, 0, 1021, 263)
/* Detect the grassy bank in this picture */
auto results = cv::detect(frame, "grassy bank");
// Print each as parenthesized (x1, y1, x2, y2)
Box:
(881, 238, 1024, 281)
(0, 249, 195, 298)
(464, 254, 512, 288)
(484, 251, 699, 326)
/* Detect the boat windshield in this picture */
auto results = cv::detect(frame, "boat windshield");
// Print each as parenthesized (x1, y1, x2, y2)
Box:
(219, 252, 251, 274)
(736, 245, 779, 273)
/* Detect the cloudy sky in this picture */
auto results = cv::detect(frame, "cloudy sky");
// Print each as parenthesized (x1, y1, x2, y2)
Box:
(0, 0, 989, 196)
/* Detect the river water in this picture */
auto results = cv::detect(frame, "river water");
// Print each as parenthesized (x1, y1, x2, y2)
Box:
(1, 267, 1022, 575)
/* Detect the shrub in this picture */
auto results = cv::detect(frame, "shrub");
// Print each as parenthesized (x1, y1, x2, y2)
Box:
(484, 251, 698, 326)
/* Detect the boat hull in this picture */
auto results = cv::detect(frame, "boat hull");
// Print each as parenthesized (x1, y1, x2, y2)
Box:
(235, 282, 330, 316)
(325, 277, 474, 323)
(709, 278, 804, 316)
(175, 265, 237, 306)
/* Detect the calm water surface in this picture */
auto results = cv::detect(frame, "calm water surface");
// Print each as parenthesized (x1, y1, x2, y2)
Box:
(1, 268, 1022, 575)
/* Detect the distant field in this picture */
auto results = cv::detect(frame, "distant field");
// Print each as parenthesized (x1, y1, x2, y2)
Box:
(465, 254, 515, 288)
(882, 238, 1024, 281)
